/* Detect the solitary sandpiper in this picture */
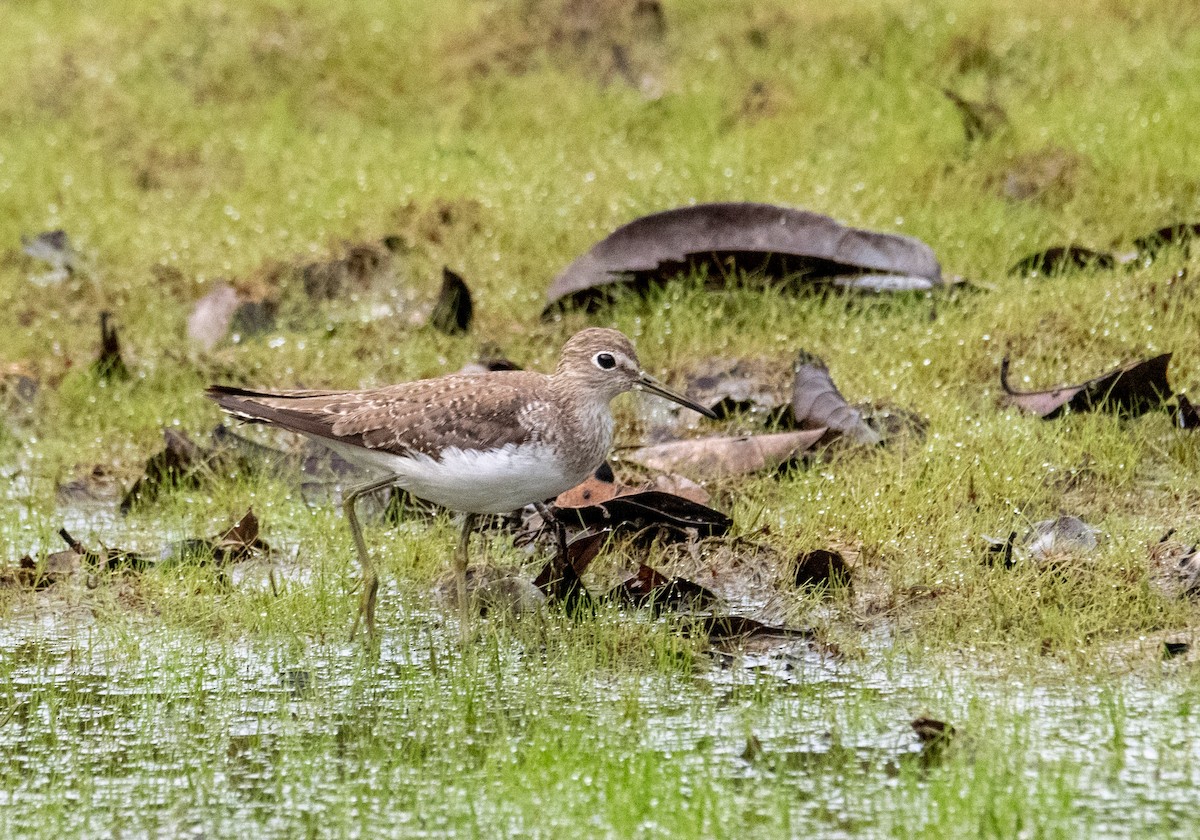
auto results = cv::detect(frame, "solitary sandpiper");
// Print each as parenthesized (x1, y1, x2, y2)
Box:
(207, 327, 716, 636)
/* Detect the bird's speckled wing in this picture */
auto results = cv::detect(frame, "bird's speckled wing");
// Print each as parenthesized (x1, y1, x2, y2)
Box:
(207, 372, 554, 460)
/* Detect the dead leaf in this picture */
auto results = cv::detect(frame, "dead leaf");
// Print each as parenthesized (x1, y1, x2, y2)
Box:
(687, 614, 813, 641)
(1132, 223, 1200, 261)
(545, 202, 943, 312)
(1164, 640, 1190, 659)
(791, 351, 882, 445)
(621, 430, 826, 479)
(555, 490, 732, 540)
(167, 508, 270, 566)
(611, 563, 718, 610)
(532, 529, 609, 613)
(792, 548, 852, 590)
(299, 241, 395, 300)
(999, 146, 1082, 202)
(1008, 245, 1116, 276)
(554, 466, 629, 507)
(645, 473, 710, 505)
(120, 429, 206, 512)
(428, 267, 473, 335)
(942, 87, 1008, 141)
(93, 311, 130, 382)
(451, 0, 667, 89)
(1, 552, 77, 589)
(187, 283, 240, 350)
(58, 528, 149, 572)
(21, 229, 78, 284)
(1000, 354, 1174, 418)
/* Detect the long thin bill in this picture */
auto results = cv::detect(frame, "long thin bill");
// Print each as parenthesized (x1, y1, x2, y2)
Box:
(636, 373, 719, 419)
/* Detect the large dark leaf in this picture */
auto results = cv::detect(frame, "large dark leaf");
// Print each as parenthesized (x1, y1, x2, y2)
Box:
(545, 203, 943, 311)
(1000, 354, 1173, 418)
(533, 529, 611, 613)
(688, 614, 814, 641)
(554, 490, 732, 538)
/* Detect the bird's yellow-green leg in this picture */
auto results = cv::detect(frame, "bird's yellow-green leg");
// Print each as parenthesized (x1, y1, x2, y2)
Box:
(344, 475, 399, 640)
(454, 513, 477, 638)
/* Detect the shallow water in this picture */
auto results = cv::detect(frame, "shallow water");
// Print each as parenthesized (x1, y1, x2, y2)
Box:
(0, 603, 1197, 837)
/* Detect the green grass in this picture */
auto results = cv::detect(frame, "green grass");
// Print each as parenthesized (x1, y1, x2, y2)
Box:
(3, 0, 1200, 835)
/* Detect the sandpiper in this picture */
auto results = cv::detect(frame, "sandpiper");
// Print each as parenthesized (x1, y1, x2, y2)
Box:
(207, 327, 716, 636)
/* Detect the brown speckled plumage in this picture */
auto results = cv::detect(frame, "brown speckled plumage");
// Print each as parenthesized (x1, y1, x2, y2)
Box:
(206, 327, 714, 637)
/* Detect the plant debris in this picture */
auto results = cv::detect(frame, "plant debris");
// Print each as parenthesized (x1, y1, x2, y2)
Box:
(984, 516, 1101, 566)
(187, 283, 277, 349)
(682, 357, 791, 422)
(58, 528, 150, 572)
(120, 429, 208, 512)
(545, 202, 943, 312)
(21, 229, 79, 284)
(428, 267, 474, 335)
(3, 552, 77, 590)
(93, 311, 130, 382)
(1000, 354, 1174, 418)
(609, 563, 718, 610)
(1008, 245, 1116, 276)
(297, 241, 397, 300)
(942, 87, 1008, 141)
(791, 351, 882, 445)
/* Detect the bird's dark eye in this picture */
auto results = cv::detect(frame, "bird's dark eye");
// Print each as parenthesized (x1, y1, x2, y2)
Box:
(595, 352, 616, 370)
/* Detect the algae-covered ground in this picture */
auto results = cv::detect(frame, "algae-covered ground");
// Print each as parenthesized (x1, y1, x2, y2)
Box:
(3, 0, 1200, 836)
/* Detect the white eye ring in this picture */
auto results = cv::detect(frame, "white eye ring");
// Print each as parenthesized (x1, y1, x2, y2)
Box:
(594, 352, 617, 370)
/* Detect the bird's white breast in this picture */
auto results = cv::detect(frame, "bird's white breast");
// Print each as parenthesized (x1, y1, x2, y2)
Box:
(323, 438, 590, 515)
